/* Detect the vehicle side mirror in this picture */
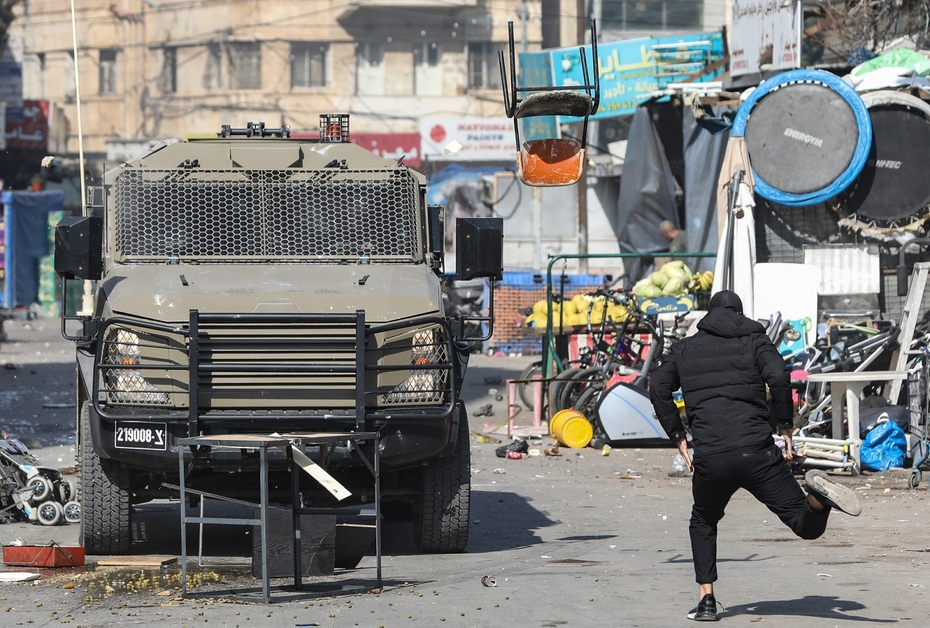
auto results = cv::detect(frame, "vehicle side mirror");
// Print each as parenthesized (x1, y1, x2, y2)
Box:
(455, 217, 503, 281)
(427, 205, 444, 255)
(55, 215, 103, 280)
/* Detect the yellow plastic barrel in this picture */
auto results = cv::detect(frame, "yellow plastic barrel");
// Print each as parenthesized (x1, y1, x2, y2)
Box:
(549, 409, 594, 449)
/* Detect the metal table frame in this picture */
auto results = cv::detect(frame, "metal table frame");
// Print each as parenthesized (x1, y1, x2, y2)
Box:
(177, 431, 381, 603)
(281, 432, 381, 592)
(807, 370, 907, 472)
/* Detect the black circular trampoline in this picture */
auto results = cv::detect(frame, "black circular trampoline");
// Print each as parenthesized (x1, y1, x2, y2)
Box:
(733, 69, 872, 207)
(838, 90, 930, 225)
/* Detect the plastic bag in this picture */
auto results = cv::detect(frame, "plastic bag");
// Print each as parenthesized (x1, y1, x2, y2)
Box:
(668, 450, 694, 477)
(860, 416, 907, 472)
(495, 438, 529, 458)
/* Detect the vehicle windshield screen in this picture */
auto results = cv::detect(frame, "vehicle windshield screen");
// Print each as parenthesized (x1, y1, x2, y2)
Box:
(113, 168, 420, 262)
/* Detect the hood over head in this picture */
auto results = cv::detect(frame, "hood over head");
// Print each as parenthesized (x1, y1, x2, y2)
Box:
(697, 291, 765, 339)
(708, 290, 743, 315)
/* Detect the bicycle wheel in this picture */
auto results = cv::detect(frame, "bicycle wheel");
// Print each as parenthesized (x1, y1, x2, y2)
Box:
(572, 380, 605, 421)
(548, 368, 584, 413)
(518, 361, 542, 411)
(558, 366, 608, 412)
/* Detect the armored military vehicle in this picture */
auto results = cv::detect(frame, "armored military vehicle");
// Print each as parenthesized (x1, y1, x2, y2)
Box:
(55, 117, 502, 555)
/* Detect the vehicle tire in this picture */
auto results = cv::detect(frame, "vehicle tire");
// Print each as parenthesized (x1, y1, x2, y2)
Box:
(27, 476, 52, 503)
(80, 402, 132, 554)
(37, 501, 63, 526)
(414, 404, 470, 553)
(63, 500, 82, 524)
(517, 361, 542, 411)
(908, 473, 921, 489)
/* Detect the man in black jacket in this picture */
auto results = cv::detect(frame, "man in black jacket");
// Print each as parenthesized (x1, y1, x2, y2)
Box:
(650, 290, 861, 622)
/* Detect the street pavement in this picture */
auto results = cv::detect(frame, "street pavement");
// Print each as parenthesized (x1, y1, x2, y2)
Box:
(0, 317, 927, 626)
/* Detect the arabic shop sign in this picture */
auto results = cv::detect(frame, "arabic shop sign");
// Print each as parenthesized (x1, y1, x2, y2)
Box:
(5, 100, 56, 151)
(730, 0, 801, 77)
(352, 133, 421, 168)
(545, 31, 727, 122)
(419, 118, 516, 161)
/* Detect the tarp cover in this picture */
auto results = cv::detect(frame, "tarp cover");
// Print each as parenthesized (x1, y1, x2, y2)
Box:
(615, 105, 680, 285)
(2, 190, 65, 308)
(683, 105, 735, 273)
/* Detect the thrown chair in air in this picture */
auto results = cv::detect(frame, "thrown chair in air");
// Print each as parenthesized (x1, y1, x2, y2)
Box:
(498, 20, 600, 187)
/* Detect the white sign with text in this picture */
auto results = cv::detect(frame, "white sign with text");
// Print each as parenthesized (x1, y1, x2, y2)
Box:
(419, 118, 516, 161)
(730, 1, 800, 77)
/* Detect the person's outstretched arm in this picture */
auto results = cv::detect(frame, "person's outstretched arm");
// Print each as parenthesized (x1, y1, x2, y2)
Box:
(753, 334, 794, 457)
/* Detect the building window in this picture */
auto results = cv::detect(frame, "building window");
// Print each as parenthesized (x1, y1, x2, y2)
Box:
(602, 0, 703, 31)
(23, 52, 45, 99)
(291, 42, 327, 89)
(414, 42, 441, 96)
(356, 42, 384, 96)
(99, 48, 118, 95)
(467, 42, 502, 90)
(203, 44, 222, 89)
(160, 47, 177, 94)
(229, 42, 261, 89)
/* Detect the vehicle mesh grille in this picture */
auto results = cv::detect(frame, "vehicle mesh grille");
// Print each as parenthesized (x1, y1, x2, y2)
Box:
(113, 169, 420, 260)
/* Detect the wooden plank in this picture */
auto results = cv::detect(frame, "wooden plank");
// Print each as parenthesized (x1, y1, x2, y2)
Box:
(96, 555, 178, 567)
(282, 445, 352, 501)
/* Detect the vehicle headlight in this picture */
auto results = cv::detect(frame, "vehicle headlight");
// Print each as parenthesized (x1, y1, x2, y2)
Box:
(101, 327, 170, 405)
(381, 327, 448, 405)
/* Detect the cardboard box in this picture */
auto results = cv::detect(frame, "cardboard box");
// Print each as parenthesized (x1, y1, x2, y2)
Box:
(3, 544, 85, 567)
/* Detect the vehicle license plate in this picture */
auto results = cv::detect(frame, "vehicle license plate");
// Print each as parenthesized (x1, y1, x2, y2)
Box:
(114, 422, 168, 450)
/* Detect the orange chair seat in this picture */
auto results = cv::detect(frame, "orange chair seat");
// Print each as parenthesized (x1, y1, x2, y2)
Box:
(517, 139, 584, 187)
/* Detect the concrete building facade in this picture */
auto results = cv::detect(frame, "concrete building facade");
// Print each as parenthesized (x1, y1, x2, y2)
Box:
(12, 0, 725, 156)
(13, 0, 540, 156)
(8, 1, 726, 278)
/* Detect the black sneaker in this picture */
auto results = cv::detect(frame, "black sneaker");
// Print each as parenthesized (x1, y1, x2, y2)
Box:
(805, 469, 862, 516)
(687, 593, 721, 621)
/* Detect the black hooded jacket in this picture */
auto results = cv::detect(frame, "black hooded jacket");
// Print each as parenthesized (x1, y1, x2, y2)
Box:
(649, 305, 793, 457)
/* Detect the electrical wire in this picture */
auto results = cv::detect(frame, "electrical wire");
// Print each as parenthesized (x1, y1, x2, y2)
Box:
(487, 170, 523, 220)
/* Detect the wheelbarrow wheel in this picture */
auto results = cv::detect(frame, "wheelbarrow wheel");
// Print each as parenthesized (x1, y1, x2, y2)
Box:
(63, 500, 82, 524)
(27, 476, 52, 503)
(37, 501, 63, 526)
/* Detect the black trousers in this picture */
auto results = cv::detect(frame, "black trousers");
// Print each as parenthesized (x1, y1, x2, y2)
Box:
(690, 444, 830, 584)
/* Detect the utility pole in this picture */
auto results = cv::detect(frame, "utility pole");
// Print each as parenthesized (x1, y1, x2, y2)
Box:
(576, 0, 588, 274)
